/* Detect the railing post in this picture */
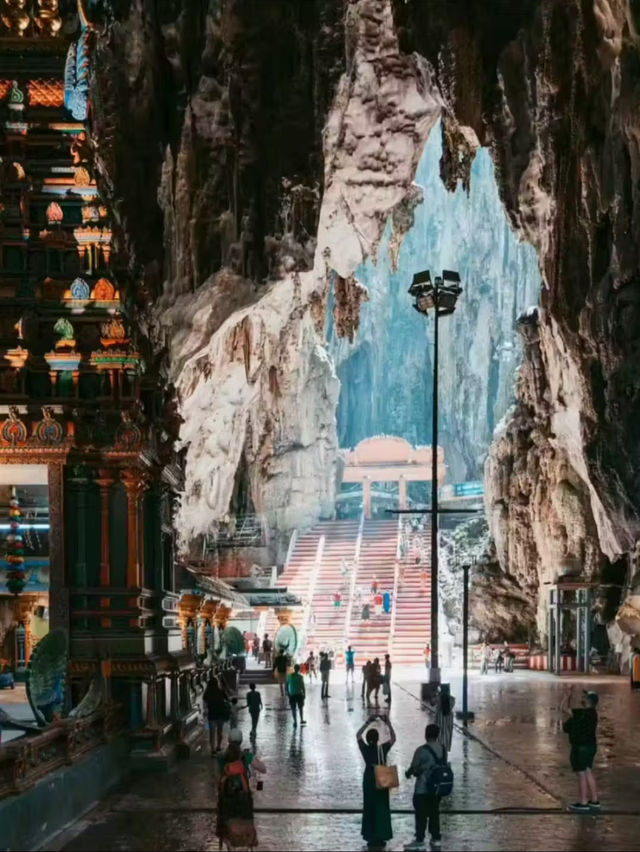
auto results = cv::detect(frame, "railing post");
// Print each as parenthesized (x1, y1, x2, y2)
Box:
(344, 513, 363, 648)
(388, 511, 402, 657)
(298, 534, 325, 654)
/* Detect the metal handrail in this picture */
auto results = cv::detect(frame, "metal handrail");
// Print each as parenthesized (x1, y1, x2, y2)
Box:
(388, 511, 402, 656)
(344, 512, 365, 647)
(298, 533, 325, 654)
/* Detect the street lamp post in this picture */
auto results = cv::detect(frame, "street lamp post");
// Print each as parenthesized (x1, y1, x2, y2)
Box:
(456, 561, 475, 724)
(409, 269, 462, 687)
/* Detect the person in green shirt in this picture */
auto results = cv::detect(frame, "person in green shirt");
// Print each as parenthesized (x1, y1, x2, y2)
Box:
(286, 663, 307, 727)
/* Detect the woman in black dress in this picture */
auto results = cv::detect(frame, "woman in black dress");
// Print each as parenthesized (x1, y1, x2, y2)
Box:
(357, 715, 397, 850)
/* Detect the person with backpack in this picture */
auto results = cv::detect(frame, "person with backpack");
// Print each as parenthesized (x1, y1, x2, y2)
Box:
(203, 675, 231, 754)
(216, 741, 258, 849)
(404, 723, 453, 850)
(357, 714, 397, 851)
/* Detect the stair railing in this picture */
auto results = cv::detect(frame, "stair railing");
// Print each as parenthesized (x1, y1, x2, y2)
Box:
(388, 511, 402, 657)
(283, 528, 298, 575)
(344, 513, 363, 648)
(298, 533, 325, 656)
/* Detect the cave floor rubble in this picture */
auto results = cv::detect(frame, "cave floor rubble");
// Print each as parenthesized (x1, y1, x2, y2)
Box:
(53, 670, 640, 851)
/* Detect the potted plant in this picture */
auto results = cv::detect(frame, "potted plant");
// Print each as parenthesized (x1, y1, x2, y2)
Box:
(0, 658, 15, 689)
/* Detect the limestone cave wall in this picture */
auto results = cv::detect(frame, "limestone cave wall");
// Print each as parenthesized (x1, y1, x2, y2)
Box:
(89, 0, 640, 654)
(391, 0, 640, 649)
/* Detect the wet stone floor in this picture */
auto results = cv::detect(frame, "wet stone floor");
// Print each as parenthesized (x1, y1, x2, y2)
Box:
(53, 670, 640, 851)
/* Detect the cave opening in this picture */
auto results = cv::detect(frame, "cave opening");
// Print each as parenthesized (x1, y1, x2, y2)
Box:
(327, 121, 541, 512)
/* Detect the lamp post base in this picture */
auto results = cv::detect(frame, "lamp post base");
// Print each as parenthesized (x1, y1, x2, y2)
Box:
(455, 710, 475, 722)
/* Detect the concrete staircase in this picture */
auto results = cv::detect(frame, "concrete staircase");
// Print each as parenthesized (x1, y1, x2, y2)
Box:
(347, 519, 397, 664)
(305, 519, 359, 662)
(264, 528, 322, 645)
(391, 521, 431, 664)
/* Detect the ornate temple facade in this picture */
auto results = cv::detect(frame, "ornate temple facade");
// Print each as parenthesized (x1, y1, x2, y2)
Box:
(0, 1, 226, 766)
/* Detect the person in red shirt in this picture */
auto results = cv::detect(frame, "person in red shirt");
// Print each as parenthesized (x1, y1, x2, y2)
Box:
(373, 591, 383, 617)
(333, 590, 342, 608)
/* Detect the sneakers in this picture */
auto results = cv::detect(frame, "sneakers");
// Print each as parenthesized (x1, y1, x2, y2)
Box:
(430, 842, 442, 850)
(403, 841, 425, 851)
(588, 801, 602, 811)
(567, 802, 590, 813)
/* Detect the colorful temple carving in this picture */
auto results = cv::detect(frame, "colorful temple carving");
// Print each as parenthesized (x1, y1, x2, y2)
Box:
(0, 1, 222, 766)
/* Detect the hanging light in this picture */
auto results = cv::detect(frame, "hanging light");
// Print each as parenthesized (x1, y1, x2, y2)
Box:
(5, 487, 27, 596)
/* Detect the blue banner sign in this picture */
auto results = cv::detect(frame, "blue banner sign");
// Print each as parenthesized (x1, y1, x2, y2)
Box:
(453, 481, 484, 497)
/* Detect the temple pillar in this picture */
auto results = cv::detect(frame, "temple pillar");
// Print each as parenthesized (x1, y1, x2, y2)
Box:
(362, 478, 371, 519)
(96, 470, 113, 627)
(215, 605, 231, 632)
(398, 476, 407, 510)
(68, 469, 90, 588)
(121, 470, 145, 588)
(48, 462, 68, 632)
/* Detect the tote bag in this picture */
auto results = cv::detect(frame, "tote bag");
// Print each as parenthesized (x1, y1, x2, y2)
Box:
(374, 745, 399, 790)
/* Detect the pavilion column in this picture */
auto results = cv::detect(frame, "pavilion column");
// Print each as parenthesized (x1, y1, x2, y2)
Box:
(48, 462, 68, 632)
(96, 470, 114, 627)
(121, 470, 146, 588)
(398, 476, 407, 510)
(362, 478, 371, 519)
(68, 469, 90, 589)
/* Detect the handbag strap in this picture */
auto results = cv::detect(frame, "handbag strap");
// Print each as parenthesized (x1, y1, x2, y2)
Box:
(377, 745, 385, 766)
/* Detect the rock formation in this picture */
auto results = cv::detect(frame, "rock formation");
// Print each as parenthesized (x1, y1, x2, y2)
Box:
(328, 126, 540, 483)
(88, 0, 640, 658)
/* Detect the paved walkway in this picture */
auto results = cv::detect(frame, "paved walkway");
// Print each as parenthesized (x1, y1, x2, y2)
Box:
(52, 670, 640, 850)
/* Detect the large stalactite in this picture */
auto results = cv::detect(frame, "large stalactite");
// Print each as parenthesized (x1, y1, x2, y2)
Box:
(89, 0, 640, 658)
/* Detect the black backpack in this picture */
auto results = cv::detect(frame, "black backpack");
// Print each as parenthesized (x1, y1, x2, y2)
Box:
(424, 746, 454, 797)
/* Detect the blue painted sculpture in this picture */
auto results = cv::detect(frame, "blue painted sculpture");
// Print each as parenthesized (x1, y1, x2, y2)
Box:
(64, 1, 97, 121)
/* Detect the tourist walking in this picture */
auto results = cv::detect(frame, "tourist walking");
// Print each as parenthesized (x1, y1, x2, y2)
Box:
(383, 654, 392, 703)
(287, 663, 307, 727)
(203, 675, 231, 754)
(251, 635, 259, 660)
(320, 651, 331, 699)
(272, 649, 288, 697)
(262, 633, 273, 668)
(383, 589, 391, 614)
(404, 723, 447, 850)
(333, 590, 342, 609)
(345, 645, 356, 684)
(424, 642, 431, 671)
(434, 684, 455, 752)
(480, 642, 492, 675)
(362, 601, 371, 621)
(373, 591, 383, 617)
(371, 576, 379, 595)
(306, 650, 317, 681)
(245, 683, 262, 737)
(494, 648, 504, 673)
(357, 714, 397, 850)
(362, 660, 372, 700)
(367, 658, 382, 705)
(561, 686, 601, 812)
